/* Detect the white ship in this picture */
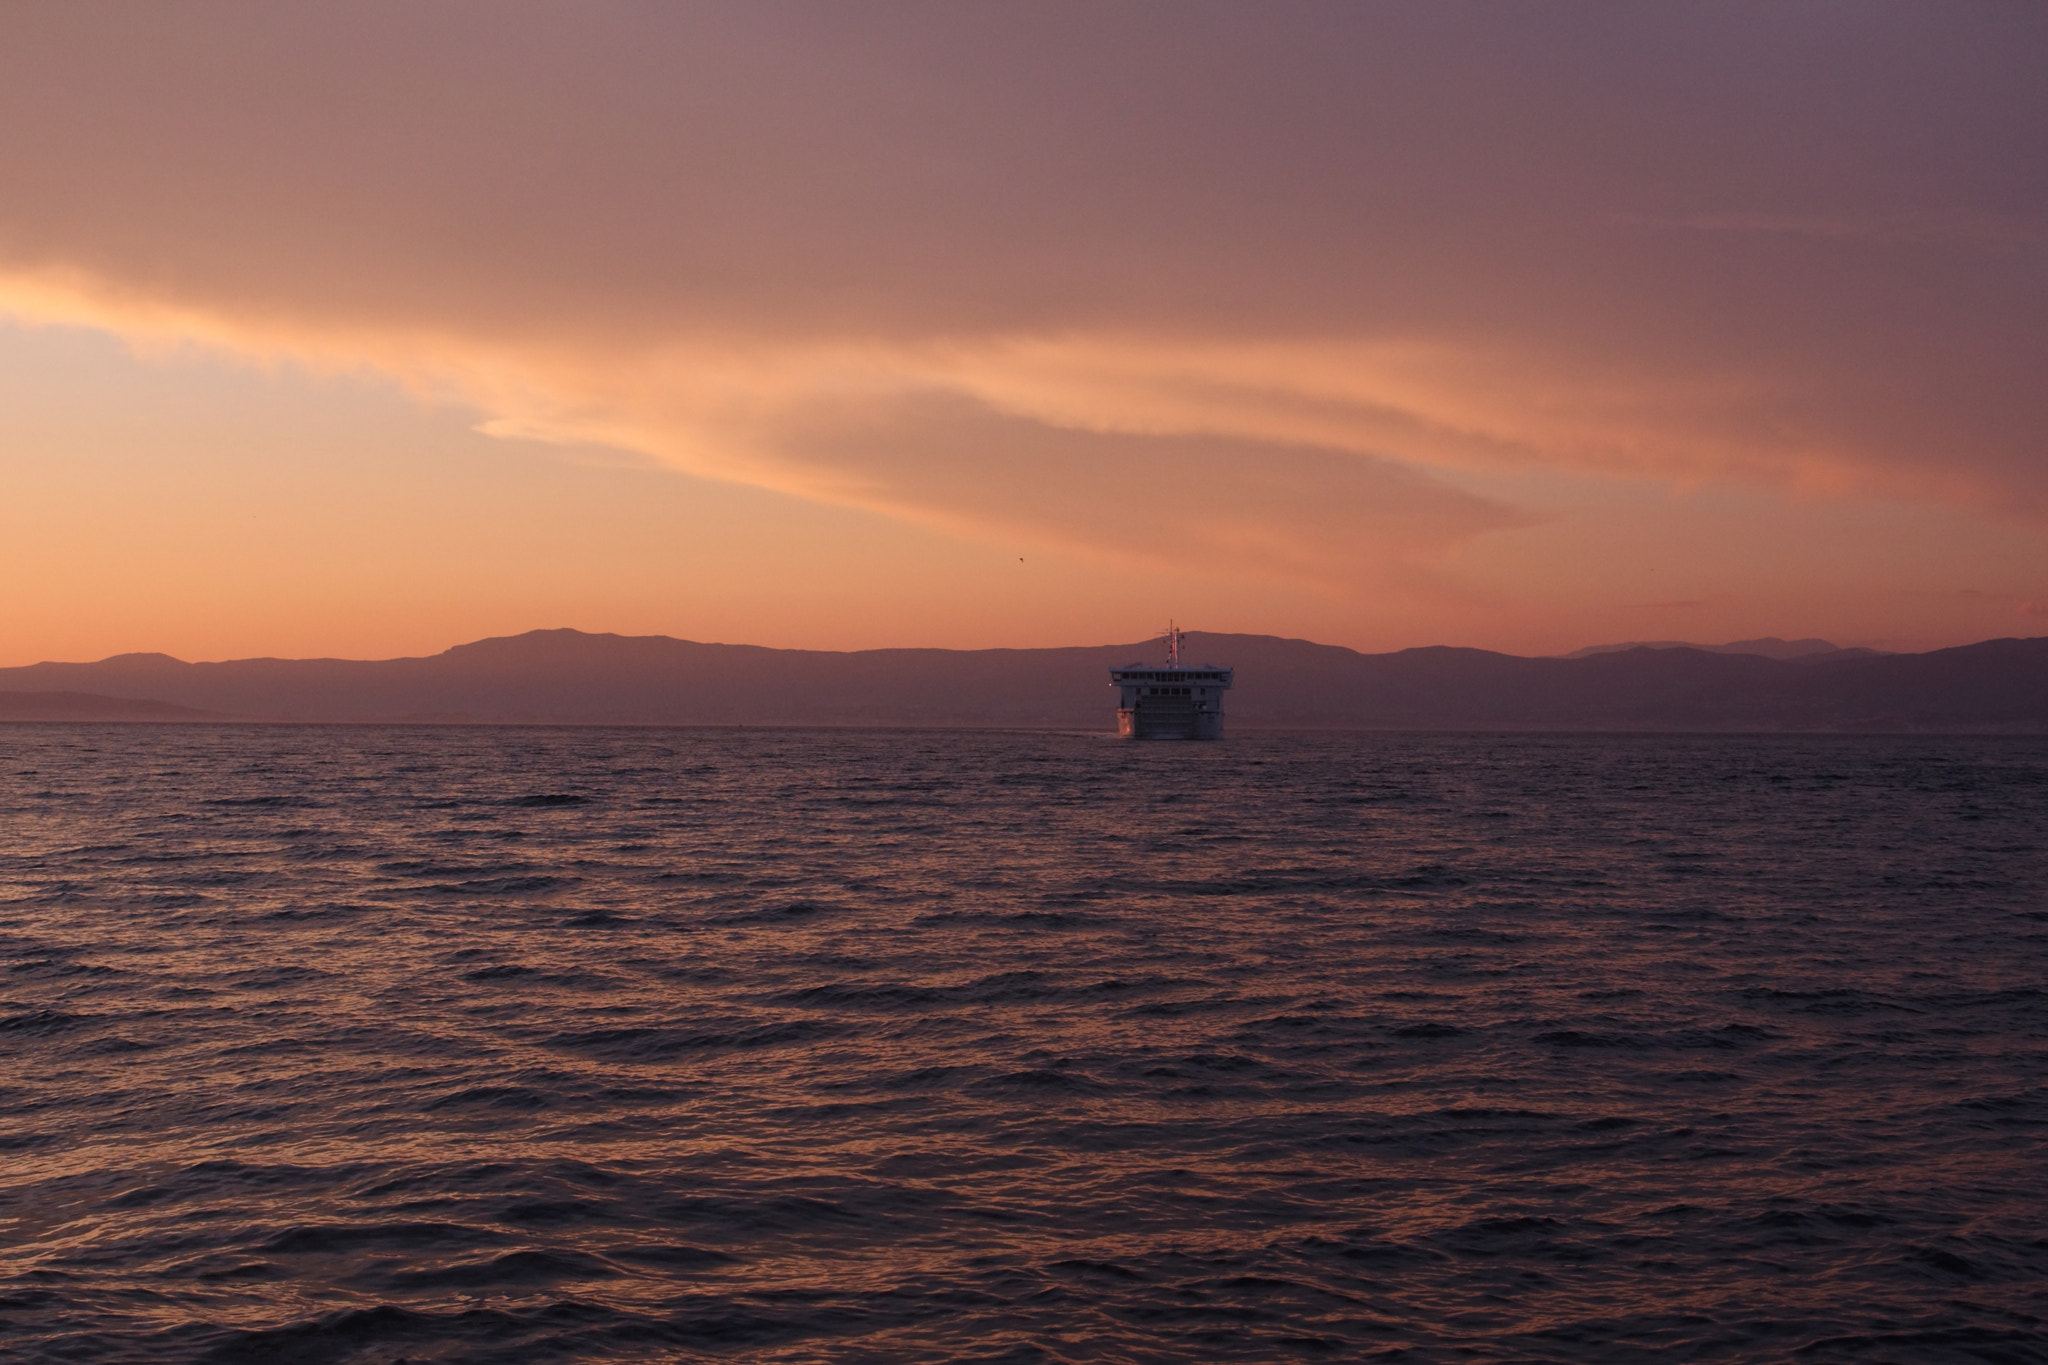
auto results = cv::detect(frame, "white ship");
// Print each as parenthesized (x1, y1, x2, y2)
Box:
(1110, 625, 1234, 740)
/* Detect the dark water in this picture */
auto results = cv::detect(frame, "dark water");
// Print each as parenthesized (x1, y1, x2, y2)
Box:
(2, 727, 2046, 1364)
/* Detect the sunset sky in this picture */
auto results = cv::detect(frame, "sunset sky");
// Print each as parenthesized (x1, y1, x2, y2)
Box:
(2, 2, 2043, 665)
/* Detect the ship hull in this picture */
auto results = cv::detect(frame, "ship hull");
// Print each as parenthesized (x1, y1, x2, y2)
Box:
(1117, 706, 1223, 740)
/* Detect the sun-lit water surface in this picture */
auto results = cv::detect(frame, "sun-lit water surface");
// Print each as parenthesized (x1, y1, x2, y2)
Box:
(1, 726, 2044, 1363)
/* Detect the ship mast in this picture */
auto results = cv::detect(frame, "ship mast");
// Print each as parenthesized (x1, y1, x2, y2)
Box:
(1166, 621, 1183, 668)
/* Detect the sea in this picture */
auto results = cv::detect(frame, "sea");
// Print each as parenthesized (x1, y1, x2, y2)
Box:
(1, 726, 2044, 1364)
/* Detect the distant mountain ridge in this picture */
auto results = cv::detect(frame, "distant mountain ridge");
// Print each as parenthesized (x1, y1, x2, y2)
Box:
(1562, 636, 1886, 662)
(2, 629, 2045, 731)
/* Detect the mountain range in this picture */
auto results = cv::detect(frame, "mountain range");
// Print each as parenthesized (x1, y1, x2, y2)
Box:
(2, 629, 2045, 731)
(1561, 636, 1884, 662)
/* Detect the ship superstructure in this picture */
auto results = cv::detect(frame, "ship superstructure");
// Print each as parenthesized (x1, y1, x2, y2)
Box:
(1110, 625, 1233, 740)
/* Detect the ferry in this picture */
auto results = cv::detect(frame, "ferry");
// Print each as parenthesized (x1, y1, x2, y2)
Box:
(1110, 625, 1233, 740)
